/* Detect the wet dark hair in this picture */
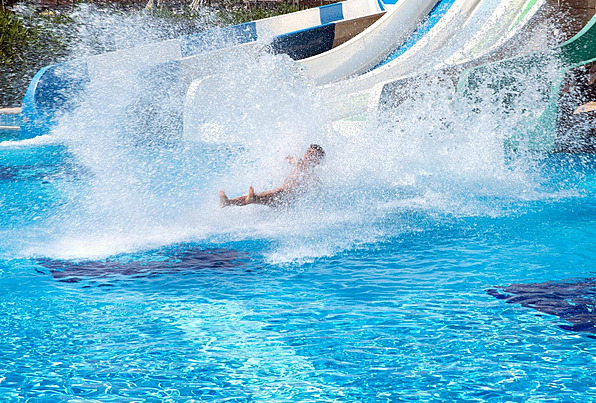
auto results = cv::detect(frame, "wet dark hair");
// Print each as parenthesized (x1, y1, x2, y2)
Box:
(309, 144, 325, 156)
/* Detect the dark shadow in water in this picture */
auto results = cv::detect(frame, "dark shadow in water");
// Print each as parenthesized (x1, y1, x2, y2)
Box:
(0, 166, 18, 180)
(0, 162, 81, 183)
(36, 246, 251, 285)
(487, 279, 596, 336)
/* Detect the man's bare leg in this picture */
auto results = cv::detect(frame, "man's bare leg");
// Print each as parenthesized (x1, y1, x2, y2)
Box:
(219, 190, 231, 207)
(253, 188, 287, 206)
(220, 187, 288, 207)
(220, 187, 256, 207)
(247, 186, 256, 203)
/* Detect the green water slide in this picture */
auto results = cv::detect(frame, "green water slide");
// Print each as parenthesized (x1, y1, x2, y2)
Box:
(457, 12, 596, 151)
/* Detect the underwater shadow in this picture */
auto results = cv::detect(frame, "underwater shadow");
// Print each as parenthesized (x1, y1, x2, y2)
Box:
(488, 278, 596, 337)
(36, 246, 251, 285)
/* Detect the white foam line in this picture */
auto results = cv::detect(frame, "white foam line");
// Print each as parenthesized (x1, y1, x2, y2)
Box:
(0, 134, 60, 148)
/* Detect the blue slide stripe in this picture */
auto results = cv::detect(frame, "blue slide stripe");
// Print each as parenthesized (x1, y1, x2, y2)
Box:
(372, 0, 456, 70)
(180, 22, 258, 57)
(377, 0, 386, 11)
(319, 3, 344, 25)
(20, 60, 90, 139)
(34, 61, 90, 112)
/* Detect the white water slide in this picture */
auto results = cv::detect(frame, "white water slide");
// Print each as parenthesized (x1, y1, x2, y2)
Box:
(321, 0, 546, 117)
(181, 0, 544, 115)
(180, 0, 446, 139)
(296, 0, 440, 85)
(178, 0, 441, 88)
(20, 0, 385, 138)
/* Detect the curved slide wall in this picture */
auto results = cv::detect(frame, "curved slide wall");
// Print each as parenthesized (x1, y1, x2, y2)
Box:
(297, 0, 440, 85)
(269, 12, 385, 60)
(20, 0, 383, 139)
(323, 0, 547, 119)
(348, 0, 541, 93)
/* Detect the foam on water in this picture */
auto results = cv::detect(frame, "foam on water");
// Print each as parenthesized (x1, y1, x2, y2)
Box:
(0, 134, 59, 148)
(7, 12, 579, 264)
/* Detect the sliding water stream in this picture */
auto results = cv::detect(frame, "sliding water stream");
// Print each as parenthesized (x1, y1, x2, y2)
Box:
(1, 9, 596, 401)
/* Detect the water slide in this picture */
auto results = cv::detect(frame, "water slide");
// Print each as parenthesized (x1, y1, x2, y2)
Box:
(19, 0, 384, 139)
(158, 0, 446, 97)
(183, 0, 550, 137)
(19, 0, 580, 144)
(296, 0, 441, 85)
(182, 0, 459, 137)
(321, 0, 548, 119)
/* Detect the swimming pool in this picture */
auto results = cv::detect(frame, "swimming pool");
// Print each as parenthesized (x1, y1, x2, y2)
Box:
(2, 42, 596, 401)
(2, 137, 596, 401)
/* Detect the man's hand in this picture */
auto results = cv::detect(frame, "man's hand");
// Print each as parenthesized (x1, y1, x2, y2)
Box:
(286, 156, 301, 166)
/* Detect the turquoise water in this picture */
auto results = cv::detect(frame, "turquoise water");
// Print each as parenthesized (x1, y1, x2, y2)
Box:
(2, 139, 596, 400)
(2, 28, 596, 399)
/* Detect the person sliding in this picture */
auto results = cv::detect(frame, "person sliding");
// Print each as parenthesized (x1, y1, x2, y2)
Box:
(220, 144, 325, 208)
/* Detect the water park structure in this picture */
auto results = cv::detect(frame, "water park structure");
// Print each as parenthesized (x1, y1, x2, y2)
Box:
(4, 0, 596, 400)
(0, 0, 592, 155)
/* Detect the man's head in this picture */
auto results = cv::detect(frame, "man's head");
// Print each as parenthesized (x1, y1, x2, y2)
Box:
(304, 144, 325, 165)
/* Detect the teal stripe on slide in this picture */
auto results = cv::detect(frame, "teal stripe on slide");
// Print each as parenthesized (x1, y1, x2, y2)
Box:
(510, 0, 538, 31)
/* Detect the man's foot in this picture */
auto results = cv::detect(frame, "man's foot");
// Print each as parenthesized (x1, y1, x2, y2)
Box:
(219, 190, 230, 207)
(246, 186, 256, 203)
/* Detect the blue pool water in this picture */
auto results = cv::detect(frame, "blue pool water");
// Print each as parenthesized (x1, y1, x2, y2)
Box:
(2, 142, 596, 400)
(2, 40, 596, 400)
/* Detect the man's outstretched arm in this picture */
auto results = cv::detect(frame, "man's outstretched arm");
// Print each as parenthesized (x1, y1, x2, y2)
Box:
(286, 156, 302, 166)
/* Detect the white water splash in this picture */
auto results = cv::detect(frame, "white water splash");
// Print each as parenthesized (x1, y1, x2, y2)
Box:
(14, 12, 573, 264)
